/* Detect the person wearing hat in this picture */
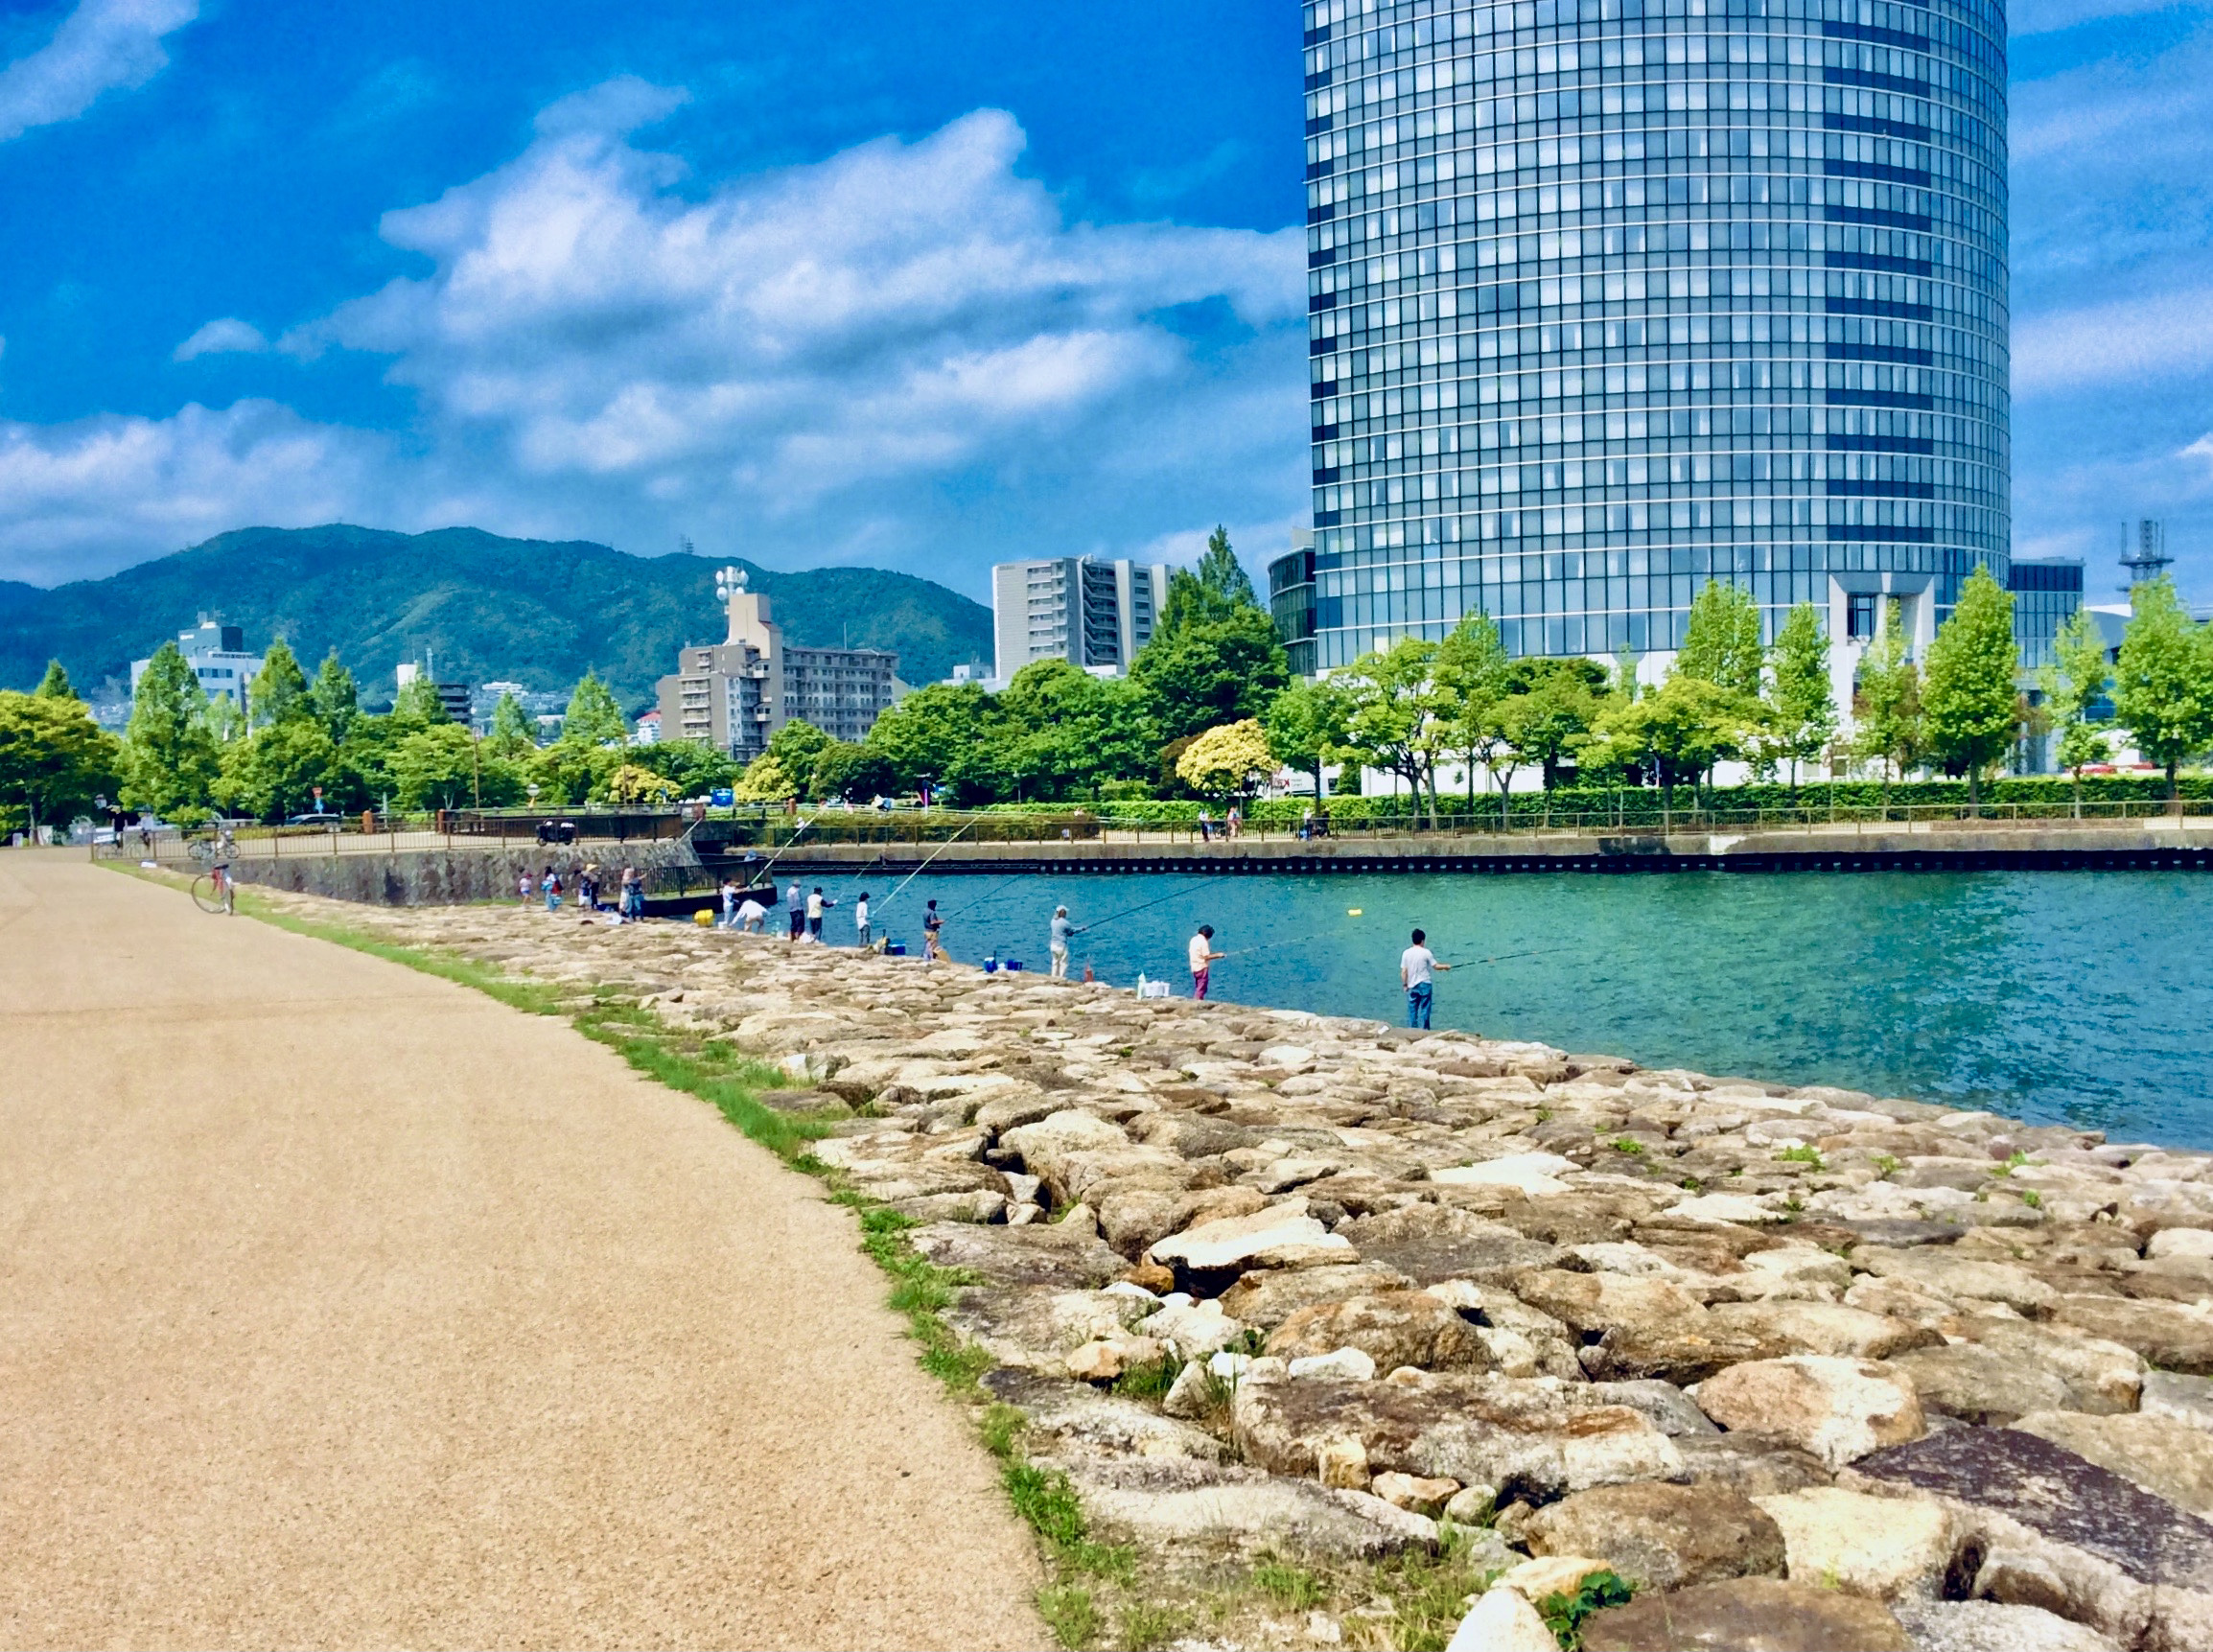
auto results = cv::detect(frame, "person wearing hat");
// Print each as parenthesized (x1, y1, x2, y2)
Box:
(1049, 905, 1075, 978)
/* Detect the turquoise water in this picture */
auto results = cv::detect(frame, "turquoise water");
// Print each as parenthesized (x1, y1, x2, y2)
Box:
(819, 869, 2213, 1148)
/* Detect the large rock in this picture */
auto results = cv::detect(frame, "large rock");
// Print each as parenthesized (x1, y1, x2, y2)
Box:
(1002, 1108, 1185, 1202)
(1062, 1455, 1441, 1561)
(1218, 1262, 1415, 1331)
(1338, 1201, 1562, 1283)
(1889, 1598, 2122, 1651)
(906, 1219, 1128, 1290)
(1753, 1486, 1956, 1600)
(1145, 1197, 1357, 1282)
(982, 1369, 1227, 1462)
(1940, 1315, 2144, 1415)
(1852, 1247, 2059, 1315)
(1135, 1296, 1248, 1361)
(2141, 1370, 2213, 1433)
(943, 1284, 1157, 1372)
(1710, 1299, 1942, 1361)
(1846, 1425, 2213, 1650)
(1231, 1370, 1681, 1502)
(1524, 1481, 1786, 1591)
(1430, 1151, 1577, 1197)
(1511, 1269, 1767, 1384)
(1884, 1343, 2076, 1427)
(1444, 1586, 1556, 1652)
(1266, 1291, 1489, 1372)
(1578, 1576, 1913, 1651)
(2050, 1294, 2213, 1376)
(1695, 1356, 1926, 1470)
(2008, 1410, 2213, 1519)
(1673, 1432, 1836, 1496)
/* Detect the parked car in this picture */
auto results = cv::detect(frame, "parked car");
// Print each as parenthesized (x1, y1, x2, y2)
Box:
(535, 819, 577, 845)
(286, 812, 343, 829)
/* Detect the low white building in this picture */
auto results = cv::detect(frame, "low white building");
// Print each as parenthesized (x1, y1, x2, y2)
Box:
(130, 618, 263, 713)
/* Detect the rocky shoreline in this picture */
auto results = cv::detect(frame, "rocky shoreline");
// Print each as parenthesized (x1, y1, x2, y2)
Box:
(272, 891, 2213, 1652)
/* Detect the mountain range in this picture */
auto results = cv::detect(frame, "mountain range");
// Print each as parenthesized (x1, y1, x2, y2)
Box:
(0, 524, 994, 709)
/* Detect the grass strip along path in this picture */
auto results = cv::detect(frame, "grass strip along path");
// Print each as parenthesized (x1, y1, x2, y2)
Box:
(1, 854, 1041, 1650)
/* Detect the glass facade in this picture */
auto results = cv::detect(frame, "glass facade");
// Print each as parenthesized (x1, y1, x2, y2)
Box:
(2007, 557, 2081, 673)
(1272, 0, 2010, 680)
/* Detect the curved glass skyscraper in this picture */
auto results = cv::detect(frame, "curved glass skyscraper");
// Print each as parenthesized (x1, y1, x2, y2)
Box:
(1271, 0, 2009, 693)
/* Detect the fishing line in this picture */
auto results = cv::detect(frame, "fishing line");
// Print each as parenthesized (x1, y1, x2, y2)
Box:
(1070, 872, 1244, 936)
(876, 819, 980, 910)
(943, 871, 1037, 920)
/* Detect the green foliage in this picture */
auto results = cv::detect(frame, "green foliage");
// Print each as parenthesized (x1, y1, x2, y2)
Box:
(1584, 672, 1755, 807)
(1130, 602, 1290, 745)
(525, 735, 621, 805)
(308, 651, 359, 743)
(1535, 1571, 1634, 1651)
(1768, 603, 1836, 783)
(1852, 599, 1924, 784)
(1433, 611, 1515, 815)
(1252, 1560, 1326, 1611)
(1157, 525, 1259, 638)
(214, 717, 341, 821)
(1334, 635, 1449, 826)
(1110, 1352, 1185, 1400)
(1776, 1144, 1827, 1169)
(121, 640, 219, 818)
(1922, 566, 2020, 807)
(1176, 719, 1274, 800)
(862, 681, 988, 795)
(810, 738, 897, 802)
(0, 688, 122, 832)
(563, 671, 629, 747)
(2042, 608, 2113, 803)
(733, 751, 800, 802)
(249, 639, 313, 729)
(1508, 657, 1610, 791)
(391, 676, 452, 727)
(391, 724, 490, 811)
(600, 761, 676, 805)
(1678, 580, 1765, 696)
(33, 659, 74, 699)
(1117, 1599, 1189, 1651)
(1036, 1586, 1100, 1650)
(1263, 677, 1350, 797)
(1373, 1523, 1518, 1652)
(2112, 575, 2213, 796)
(487, 691, 537, 756)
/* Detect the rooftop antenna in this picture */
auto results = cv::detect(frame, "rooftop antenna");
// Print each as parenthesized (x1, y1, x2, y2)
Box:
(2120, 519, 2174, 593)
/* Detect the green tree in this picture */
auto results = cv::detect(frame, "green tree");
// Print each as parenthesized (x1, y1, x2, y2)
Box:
(524, 737, 620, 807)
(121, 642, 220, 821)
(249, 639, 312, 729)
(864, 682, 989, 796)
(600, 761, 676, 805)
(563, 671, 629, 746)
(2039, 607, 2113, 816)
(1922, 565, 2020, 811)
(2112, 575, 2213, 800)
(1432, 612, 1526, 824)
(1175, 719, 1275, 801)
(1852, 600, 1924, 788)
(214, 718, 340, 821)
(308, 651, 359, 743)
(391, 676, 452, 727)
(1156, 526, 1259, 638)
(1677, 580, 1765, 696)
(487, 691, 537, 758)
(1334, 636, 1448, 827)
(765, 718, 833, 784)
(991, 661, 1157, 802)
(33, 659, 75, 699)
(391, 724, 491, 811)
(810, 741, 898, 803)
(1130, 604, 1290, 744)
(1767, 603, 1836, 785)
(632, 737, 739, 798)
(0, 690, 121, 837)
(1583, 673, 1753, 827)
(733, 751, 799, 802)
(1509, 658, 1610, 792)
(1262, 678, 1350, 800)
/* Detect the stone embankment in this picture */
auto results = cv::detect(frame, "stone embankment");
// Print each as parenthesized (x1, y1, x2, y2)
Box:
(295, 894, 2213, 1652)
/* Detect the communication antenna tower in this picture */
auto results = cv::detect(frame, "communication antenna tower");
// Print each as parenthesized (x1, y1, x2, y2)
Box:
(2119, 520, 2174, 593)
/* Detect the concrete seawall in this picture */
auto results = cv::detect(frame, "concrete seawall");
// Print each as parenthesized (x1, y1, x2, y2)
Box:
(222, 840, 697, 905)
(761, 818, 2213, 876)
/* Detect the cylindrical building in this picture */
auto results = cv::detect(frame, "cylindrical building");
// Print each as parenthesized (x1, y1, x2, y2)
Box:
(1272, 0, 2009, 698)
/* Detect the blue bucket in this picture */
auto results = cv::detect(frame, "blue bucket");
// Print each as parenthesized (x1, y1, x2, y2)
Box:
(983, 958, 1000, 972)
(1005, 960, 1024, 972)
(886, 942, 907, 957)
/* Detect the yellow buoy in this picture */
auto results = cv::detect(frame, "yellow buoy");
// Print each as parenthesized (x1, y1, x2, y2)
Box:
(1346, 908, 1363, 916)
(694, 908, 715, 926)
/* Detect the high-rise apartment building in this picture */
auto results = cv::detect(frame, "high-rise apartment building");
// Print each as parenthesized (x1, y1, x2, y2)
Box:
(991, 557, 1170, 683)
(656, 569, 898, 760)
(1271, 0, 2010, 716)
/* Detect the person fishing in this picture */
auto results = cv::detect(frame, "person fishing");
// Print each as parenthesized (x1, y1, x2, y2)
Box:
(923, 898, 946, 963)
(805, 885, 836, 941)
(1401, 927, 1453, 1029)
(1049, 905, 1075, 978)
(784, 880, 804, 941)
(853, 891, 872, 949)
(1187, 923, 1223, 1000)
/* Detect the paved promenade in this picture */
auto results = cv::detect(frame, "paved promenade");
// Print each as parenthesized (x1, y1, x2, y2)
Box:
(0, 854, 1040, 1649)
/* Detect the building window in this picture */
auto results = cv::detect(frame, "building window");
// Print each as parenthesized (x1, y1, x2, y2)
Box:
(1847, 594, 1879, 640)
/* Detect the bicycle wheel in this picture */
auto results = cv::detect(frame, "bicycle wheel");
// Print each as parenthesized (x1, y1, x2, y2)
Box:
(191, 874, 226, 914)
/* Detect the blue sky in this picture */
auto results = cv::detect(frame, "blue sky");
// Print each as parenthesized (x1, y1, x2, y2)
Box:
(0, 0, 2205, 605)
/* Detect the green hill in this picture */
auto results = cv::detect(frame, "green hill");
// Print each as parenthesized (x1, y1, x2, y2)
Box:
(0, 524, 992, 709)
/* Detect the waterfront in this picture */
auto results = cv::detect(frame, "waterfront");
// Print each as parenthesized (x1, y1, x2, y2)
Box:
(834, 869, 2213, 1148)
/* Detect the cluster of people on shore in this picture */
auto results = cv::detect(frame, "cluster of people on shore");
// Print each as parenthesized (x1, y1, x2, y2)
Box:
(521, 862, 644, 920)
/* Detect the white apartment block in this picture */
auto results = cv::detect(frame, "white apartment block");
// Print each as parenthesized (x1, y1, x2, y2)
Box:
(991, 556, 1168, 684)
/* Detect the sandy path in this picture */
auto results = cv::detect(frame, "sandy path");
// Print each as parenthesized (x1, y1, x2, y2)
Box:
(0, 855, 1043, 1650)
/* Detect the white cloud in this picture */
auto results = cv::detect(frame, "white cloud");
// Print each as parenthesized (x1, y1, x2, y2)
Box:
(1, 88, 1309, 590)
(0, 401, 384, 585)
(0, 0, 197, 143)
(2015, 285, 2213, 396)
(2007, 0, 2196, 35)
(172, 316, 268, 361)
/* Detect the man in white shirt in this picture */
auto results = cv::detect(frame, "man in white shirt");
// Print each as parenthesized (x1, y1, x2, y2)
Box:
(1188, 924, 1223, 1000)
(1400, 928, 1452, 1029)
(853, 892, 872, 949)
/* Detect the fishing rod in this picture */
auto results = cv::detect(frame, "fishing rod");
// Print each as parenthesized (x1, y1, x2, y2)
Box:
(943, 870, 1037, 921)
(747, 813, 817, 882)
(1444, 942, 1582, 966)
(876, 818, 980, 910)
(1069, 871, 1244, 936)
